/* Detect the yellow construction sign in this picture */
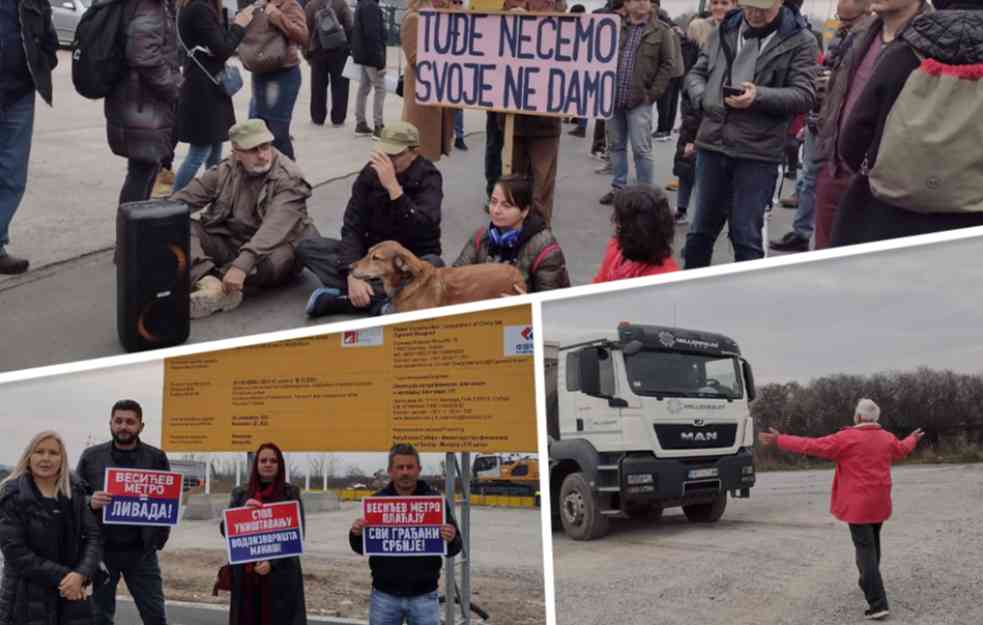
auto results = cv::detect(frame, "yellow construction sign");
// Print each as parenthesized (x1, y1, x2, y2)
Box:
(161, 306, 536, 453)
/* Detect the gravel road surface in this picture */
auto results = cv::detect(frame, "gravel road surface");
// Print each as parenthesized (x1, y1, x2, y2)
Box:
(552, 463, 983, 625)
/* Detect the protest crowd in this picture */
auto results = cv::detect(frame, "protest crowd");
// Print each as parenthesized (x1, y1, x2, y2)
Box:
(0, 400, 462, 625)
(1, 0, 981, 317)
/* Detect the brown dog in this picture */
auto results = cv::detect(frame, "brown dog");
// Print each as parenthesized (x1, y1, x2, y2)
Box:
(350, 241, 527, 312)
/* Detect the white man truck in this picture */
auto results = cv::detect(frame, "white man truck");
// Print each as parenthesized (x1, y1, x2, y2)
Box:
(547, 323, 757, 540)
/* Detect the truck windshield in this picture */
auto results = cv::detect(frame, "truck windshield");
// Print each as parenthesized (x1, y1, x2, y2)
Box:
(623, 350, 743, 399)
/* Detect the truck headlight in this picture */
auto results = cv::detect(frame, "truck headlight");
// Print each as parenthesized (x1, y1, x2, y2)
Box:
(742, 466, 754, 475)
(626, 473, 654, 485)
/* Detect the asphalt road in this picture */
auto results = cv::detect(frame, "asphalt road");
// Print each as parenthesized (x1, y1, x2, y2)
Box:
(551, 463, 983, 625)
(0, 50, 799, 373)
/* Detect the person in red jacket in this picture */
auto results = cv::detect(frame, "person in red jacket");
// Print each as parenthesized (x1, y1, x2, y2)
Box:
(593, 185, 679, 283)
(758, 398, 924, 621)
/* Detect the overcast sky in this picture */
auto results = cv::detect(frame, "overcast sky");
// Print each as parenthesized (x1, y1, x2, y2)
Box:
(544, 238, 983, 384)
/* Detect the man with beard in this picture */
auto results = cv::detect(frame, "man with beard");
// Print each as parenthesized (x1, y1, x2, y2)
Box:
(170, 119, 321, 319)
(349, 444, 463, 625)
(76, 399, 171, 625)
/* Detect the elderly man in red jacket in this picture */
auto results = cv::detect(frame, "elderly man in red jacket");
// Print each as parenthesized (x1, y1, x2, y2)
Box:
(759, 398, 924, 621)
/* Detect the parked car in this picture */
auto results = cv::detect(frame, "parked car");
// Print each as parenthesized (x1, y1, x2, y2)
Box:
(52, 0, 90, 47)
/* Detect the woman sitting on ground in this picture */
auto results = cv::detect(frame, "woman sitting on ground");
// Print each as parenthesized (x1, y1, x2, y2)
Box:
(594, 185, 679, 283)
(454, 174, 571, 292)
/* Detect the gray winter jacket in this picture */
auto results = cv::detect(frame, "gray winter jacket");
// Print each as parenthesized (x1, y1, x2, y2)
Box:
(685, 7, 818, 163)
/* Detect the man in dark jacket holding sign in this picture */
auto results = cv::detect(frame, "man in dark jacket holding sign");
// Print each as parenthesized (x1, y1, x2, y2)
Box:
(76, 399, 171, 625)
(350, 443, 463, 625)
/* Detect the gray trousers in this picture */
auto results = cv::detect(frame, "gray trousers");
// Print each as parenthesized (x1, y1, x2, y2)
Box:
(355, 65, 386, 128)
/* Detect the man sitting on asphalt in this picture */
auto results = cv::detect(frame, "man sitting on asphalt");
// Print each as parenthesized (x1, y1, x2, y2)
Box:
(758, 398, 924, 621)
(297, 121, 444, 317)
(171, 119, 320, 319)
(349, 443, 463, 625)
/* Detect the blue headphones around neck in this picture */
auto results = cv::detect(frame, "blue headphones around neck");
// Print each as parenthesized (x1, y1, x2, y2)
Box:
(489, 226, 522, 248)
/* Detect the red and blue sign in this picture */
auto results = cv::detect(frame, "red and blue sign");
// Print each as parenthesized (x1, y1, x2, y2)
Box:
(223, 501, 304, 565)
(102, 468, 183, 527)
(362, 496, 447, 557)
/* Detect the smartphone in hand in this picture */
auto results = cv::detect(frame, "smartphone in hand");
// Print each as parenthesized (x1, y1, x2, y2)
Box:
(722, 84, 746, 98)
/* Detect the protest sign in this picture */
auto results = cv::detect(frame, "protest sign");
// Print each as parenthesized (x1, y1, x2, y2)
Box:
(362, 496, 448, 557)
(415, 10, 620, 118)
(102, 468, 183, 527)
(224, 501, 304, 565)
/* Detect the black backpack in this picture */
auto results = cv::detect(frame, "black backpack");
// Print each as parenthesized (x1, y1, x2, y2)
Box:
(314, 5, 347, 51)
(72, 0, 128, 99)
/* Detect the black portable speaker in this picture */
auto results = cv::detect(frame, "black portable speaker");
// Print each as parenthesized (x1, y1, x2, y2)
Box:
(117, 200, 191, 353)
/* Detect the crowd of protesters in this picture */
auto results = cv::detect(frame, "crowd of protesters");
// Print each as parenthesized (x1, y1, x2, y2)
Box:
(0, 400, 461, 625)
(1, 0, 981, 319)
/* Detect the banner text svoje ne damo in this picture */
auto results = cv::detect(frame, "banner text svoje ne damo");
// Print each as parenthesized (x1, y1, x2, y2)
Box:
(415, 10, 620, 118)
(161, 305, 536, 453)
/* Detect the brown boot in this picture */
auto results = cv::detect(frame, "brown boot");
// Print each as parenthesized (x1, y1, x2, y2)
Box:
(151, 168, 176, 199)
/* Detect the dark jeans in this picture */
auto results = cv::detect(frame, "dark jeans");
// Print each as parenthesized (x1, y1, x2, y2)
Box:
(850, 523, 888, 611)
(310, 50, 349, 125)
(683, 149, 778, 268)
(484, 112, 503, 197)
(119, 160, 159, 206)
(0, 90, 34, 254)
(93, 550, 168, 625)
(251, 65, 302, 160)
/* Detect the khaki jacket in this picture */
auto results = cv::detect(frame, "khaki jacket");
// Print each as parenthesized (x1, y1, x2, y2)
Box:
(619, 14, 679, 110)
(172, 150, 320, 274)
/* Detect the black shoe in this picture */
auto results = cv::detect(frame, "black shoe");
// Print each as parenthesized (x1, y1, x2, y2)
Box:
(769, 232, 810, 252)
(568, 126, 586, 138)
(599, 191, 615, 205)
(454, 137, 468, 151)
(864, 608, 889, 620)
(0, 253, 29, 275)
(354, 122, 372, 137)
(372, 125, 384, 140)
(305, 288, 360, 317)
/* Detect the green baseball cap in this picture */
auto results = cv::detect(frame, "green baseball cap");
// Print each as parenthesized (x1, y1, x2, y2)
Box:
(739, 0, 781, 9)
(229, 119, 274, 150)
(376, 121, 421, 155)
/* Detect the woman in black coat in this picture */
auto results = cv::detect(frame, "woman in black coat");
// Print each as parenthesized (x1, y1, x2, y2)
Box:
(220, 442, 307, 625)
(831, 0, 983, 246)
(0, 431, 102, 625)
(173, 0, 256, 191)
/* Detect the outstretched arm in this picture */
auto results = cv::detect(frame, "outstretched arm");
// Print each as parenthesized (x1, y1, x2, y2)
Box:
(759, 427, 847, 461)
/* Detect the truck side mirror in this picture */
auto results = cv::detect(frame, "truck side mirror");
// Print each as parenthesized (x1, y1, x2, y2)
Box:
(742, 359, 756, 401)
(578, 347, 602, 396)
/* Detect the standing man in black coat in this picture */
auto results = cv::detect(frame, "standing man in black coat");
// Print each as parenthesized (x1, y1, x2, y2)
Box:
(0, 0, 58, 275)
(75, 400, 171, 625)
(350, 0, 387, 137)
(349, 444, 463, 625)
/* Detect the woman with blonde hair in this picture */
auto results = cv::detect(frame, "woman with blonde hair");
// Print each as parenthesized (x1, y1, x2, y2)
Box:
(400, 0, 456, 162)
(0, 431, 102, 625)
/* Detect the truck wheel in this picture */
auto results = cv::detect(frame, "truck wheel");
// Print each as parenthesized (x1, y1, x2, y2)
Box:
(683, 494, 727, 523)
(559, 472, 609, 540)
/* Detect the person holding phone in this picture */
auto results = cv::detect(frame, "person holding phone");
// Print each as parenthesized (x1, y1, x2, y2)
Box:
(681, 0, 817, 268)
(758, 399, 925, 621)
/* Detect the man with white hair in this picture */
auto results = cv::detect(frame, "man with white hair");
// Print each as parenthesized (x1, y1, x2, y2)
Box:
(171, 119, 321, 319)
(758, 399, 924, 620)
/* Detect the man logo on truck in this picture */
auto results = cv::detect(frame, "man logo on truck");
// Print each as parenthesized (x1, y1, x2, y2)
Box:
(681, 431, 718, 442)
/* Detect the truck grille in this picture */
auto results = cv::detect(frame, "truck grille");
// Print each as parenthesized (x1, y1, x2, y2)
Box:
(654, 424, 738, 450)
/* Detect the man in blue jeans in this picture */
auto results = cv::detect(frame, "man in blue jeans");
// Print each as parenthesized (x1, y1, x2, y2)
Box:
(350, 443, 463, 625)
(682, 0, 817, 267)
(76, 399, 171, 625)
(599, 0, 677, 205)
(0, 0, 58, 274)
